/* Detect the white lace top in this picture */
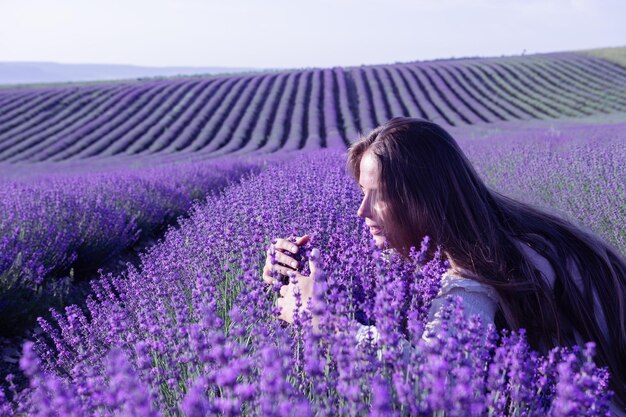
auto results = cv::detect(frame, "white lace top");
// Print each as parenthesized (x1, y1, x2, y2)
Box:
(356, 240, 612, 349)
(355, 268, 500, 351)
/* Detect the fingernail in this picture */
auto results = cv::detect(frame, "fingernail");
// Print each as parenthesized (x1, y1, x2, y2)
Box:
(291, 261, 297, 268)
(292, 246, 297, 252)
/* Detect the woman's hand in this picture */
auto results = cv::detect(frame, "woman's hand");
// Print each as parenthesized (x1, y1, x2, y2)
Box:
(261, 234, 323, 331)
(262, 235, 310, 285)
(275, 248, 323, 332)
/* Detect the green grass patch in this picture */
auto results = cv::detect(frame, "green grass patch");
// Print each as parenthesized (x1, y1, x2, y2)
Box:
(579, 45, 626, 68)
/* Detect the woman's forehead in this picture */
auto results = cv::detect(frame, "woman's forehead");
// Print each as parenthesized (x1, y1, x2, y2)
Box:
(359, 152, 380, 187)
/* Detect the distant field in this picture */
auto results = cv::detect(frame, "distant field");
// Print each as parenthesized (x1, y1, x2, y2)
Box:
(0, 62, 264, 86)
(0, 51, 625, 163)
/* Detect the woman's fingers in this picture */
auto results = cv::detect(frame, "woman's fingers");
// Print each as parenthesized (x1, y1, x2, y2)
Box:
(275, 251, 299, 269)
(279, 284, 289, 297)
(264, 235, 310, 287)
(266, 237, 303, 270)
(274, 238, 299, 254)
(274, 265, 291, 277)
(270, 234, 310, 257)
(262, 264, 275, 285)
(262, 263, 288, 285)
(296, 234, 310, 246)
(308, 248, 323, 278)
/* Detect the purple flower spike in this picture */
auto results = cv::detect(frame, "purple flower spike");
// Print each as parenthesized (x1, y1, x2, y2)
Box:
(181, 377, 210, 417)
(19, 341, 40, 378)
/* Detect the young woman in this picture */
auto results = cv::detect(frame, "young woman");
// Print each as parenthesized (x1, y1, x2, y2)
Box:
(261, 117, 626, 412)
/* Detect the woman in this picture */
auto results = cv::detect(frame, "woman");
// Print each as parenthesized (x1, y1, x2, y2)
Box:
(261, 117, 626, 412)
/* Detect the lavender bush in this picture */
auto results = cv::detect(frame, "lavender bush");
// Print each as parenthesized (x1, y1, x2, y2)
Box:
(456, 119, 626, 254)
(0, 157, 262, 333)
(3, 139, 620, 415)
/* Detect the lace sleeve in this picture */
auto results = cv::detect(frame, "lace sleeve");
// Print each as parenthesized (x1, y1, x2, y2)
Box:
(355, 323, 380, 347)
(355, 323, 413, 362)
(422, 285, 499, 341)
(355, 275, 500, 355)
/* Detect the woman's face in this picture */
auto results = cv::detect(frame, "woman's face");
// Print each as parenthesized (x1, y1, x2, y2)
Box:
(357, 151, 389, 249)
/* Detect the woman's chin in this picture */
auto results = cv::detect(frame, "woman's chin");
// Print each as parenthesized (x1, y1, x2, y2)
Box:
(372, 234, 386, 249)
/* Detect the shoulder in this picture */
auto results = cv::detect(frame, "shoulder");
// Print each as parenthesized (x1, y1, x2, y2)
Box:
(438, 270, 500, 304)
(429, 270, 501, 324)
(423, 270, 500, 338)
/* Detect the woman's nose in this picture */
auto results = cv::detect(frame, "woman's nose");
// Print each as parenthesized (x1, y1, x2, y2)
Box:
(357, 197, 368, 218)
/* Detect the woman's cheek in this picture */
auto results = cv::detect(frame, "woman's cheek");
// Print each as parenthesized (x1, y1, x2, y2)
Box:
(374, 202, 388, 222)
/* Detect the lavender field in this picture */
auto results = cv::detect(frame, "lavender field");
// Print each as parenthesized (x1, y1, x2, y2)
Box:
(1, 51, 626, 416)
(0, 52, 625, 162)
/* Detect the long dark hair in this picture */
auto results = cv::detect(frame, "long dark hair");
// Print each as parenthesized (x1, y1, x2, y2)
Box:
(346, 117, 626, 407)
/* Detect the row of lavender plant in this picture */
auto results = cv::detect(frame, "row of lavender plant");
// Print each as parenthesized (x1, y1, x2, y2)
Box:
(5, 122, 623, 414)
(0, 157, 263, 334)
(2, 53, 625, 162)
(0, 85, 131, 160)
(455, 119, 626, 254)
(5, 83, 162, 162)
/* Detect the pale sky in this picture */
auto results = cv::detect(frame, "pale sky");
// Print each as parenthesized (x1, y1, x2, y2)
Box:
(1, 0, 624, 70)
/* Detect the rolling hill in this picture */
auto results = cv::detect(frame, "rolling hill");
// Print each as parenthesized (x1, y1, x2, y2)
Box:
(0, 51, 625, 163)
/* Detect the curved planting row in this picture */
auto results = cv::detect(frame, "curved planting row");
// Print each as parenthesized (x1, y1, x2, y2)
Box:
(4, 83, 160, 162)
(0, 52, 625, 161)
(0, 85, 130, 159)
